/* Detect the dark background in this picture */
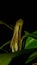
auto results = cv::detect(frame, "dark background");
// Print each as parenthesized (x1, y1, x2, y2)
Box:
(0, 15, 37, 64)
(0, 15, 37, 31)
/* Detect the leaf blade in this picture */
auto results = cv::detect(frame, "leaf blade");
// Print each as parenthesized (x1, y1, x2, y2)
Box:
(25, 51, 37, 64)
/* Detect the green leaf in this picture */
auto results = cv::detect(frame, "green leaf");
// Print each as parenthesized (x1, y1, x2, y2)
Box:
(25, 37, 37, 49)
(24, 31, 37, 39)
(0, 53, 13, 65)
(32, 31, 37, 35)
(25, 51, 37, 64)
(24, 31, 37, 49)
(0, 51, 22, 65)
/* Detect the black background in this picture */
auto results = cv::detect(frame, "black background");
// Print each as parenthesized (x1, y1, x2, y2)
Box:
(0, 15, 37, 31)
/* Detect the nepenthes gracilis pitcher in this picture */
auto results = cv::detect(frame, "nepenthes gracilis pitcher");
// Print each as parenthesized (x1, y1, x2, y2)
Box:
(10, 19, 24, 52)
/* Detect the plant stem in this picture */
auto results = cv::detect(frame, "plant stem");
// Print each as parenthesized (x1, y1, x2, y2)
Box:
(0, 41, 10, 49)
